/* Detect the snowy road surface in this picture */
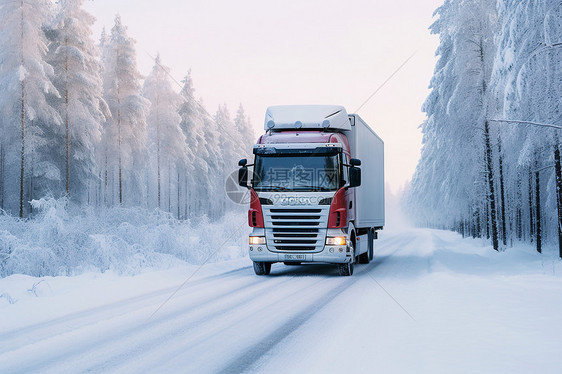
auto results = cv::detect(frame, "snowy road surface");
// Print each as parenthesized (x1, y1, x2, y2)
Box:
(1, 228, 561, 373)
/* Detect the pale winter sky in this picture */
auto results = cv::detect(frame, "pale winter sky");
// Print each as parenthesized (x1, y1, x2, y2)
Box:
(84, 0, 443, 193)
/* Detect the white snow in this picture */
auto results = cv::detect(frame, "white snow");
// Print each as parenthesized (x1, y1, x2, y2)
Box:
(1, 228, 560, 373)
(0, 197, 249, 277)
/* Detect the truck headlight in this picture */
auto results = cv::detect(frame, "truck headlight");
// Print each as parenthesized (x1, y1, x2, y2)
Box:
(249, 236, 266, 245)
(326, 236, 346, 246)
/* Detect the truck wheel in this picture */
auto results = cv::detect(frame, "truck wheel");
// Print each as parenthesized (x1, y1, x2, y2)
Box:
(338, 262, 354, 276)
(368, 230, 374, 262)
(359, 230, 374, 264)
(358, 250, 369, 264)
(253, 261, 271, 275)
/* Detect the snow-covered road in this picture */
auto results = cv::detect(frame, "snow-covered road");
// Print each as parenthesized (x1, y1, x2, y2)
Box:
(1, 228, 561, 373)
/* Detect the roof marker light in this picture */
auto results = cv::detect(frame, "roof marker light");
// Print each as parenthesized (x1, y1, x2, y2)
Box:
(294, 121, 303, 129)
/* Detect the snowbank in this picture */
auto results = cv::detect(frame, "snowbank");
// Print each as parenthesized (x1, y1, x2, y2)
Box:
(0, 197, 250, 277)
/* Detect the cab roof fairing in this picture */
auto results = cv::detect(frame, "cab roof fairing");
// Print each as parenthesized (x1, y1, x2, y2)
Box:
(264, 105, 352, 132)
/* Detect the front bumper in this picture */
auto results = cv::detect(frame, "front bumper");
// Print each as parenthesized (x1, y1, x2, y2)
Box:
(249, 229, 352, 264)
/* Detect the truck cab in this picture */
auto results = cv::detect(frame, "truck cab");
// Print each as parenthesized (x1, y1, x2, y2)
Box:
(239, 105, 384, 276)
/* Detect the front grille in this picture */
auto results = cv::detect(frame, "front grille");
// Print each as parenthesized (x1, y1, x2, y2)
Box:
(263, 205, 329, 252)
(275, 246, 316, 251)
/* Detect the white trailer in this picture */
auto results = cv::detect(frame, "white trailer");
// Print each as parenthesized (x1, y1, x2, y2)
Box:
(348, 114, 385, 229)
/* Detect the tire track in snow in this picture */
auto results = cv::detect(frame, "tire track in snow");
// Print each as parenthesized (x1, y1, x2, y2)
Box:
(0, 266, 264, 373)
(216, 269, 364, 374)
(2, 232, 424, 373)
(103, 274, 332, 373)
(108, 270, 354, 373)
(2, 271, 303, 374)
(0, 266, 252, 355)
(71, 275, 303, 374)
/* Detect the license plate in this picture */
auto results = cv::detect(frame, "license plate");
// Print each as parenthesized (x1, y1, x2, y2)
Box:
(284, 254, 306, 261)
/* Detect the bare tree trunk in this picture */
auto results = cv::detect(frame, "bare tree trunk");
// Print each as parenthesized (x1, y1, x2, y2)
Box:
(185, 174, 192, 219)
(19, 4, 25, 218)
(117, 87, 122, 205)
(535, 163, 541, 254)
(104, 152, 108, 206)
(484, 120, 498, 251)
(20, 80, 25, 218)
(168, 162, 171, 213)
(529, 167, 535, 242)
(0, 143, 4, 210)
(475, 208, 481, 238)
(516, 178, 522, 241)
(485, 202, 490, 239)
(65, 35, 70, 196)
(177, 170, 180, 219)
(554, 143, 562, 258)
(498, 141, 507, 246)
(157, 105, 161, 209)
(29, 161, 33, 216)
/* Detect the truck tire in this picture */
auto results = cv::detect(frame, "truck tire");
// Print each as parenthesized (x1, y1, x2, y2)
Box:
(369, 229, 374, 262)
(253, 261, 271, 275)
(359, 247, 371, 264)
(339, 236, 355, 276)
(338, 262, 354, 276)
(359, 229, 374, 264)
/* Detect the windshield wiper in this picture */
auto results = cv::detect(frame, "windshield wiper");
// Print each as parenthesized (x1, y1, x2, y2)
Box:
(292, 186, 334, 191)
(254, 185, 290, 191)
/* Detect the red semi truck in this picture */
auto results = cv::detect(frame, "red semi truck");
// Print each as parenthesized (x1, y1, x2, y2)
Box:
(238, 105, 384, 276)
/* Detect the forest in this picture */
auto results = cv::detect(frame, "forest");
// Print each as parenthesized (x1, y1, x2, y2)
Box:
(0, 0, 254, 221)
(408, 0, 562, 256)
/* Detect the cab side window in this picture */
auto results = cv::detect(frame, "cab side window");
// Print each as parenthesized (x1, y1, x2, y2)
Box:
(341, 154, 349, 187)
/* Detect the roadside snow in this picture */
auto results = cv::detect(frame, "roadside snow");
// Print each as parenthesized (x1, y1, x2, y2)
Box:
(0, 198, 249, 277)
(0, 228, 561, 373)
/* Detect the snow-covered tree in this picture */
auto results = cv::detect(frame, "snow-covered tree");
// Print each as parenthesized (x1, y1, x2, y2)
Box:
(47, 0, 107, 201)
(178, 70, 208, 218)
(143, 54, 186, 212)
(409, 0, 499, 247)
(101, 14, 149, 206)
(410, 0, 562, 254)
(0, 0, 62, 217)
(197, 100, 224, 219)
(234, 103, 255, 160)
(490, 0, 562, 251)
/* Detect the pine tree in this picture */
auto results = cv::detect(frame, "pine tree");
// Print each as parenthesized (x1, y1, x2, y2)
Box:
(143, 54, 186, 211)
(101, 14, 149, 205)
(234, 104, 255, 160)
(178, 71, 208, 217)
(409, 0, 499, 249)
(0, 0, 62, 217)
(47, 0, 107, 201)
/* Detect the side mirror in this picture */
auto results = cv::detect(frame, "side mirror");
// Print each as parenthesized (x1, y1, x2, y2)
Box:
(238, 159, 247, 167)
(238, 166, 249, 188)
(349, 167, 361, 188)
(350, 158, 361, 166)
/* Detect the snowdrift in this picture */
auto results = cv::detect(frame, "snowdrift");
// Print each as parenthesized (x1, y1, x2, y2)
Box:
(0, 198, 249, 277)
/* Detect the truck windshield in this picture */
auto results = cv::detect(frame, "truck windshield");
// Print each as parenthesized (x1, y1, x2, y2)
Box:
(253, 154, 341, 192)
